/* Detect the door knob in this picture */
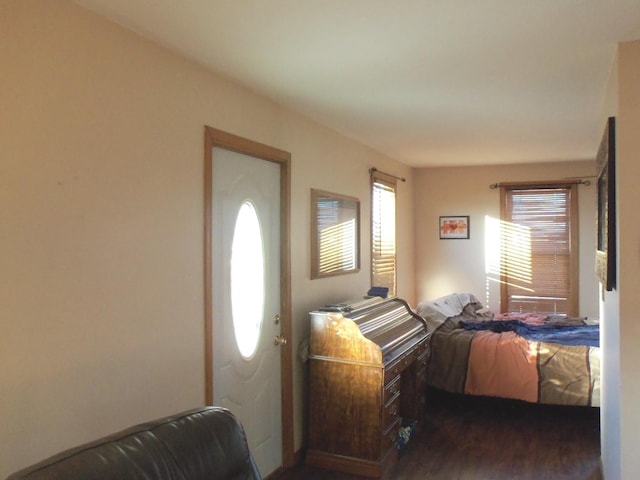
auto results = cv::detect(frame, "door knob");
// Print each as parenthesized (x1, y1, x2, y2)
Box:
(274, 335, 288, 346)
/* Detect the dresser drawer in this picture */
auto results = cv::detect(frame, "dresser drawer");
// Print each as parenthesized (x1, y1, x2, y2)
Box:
(417, 337, 431, 359)
(382, 417, 401, 453)
(384, 349, 419, 384)
(384, 358, 402, 385)
(417, 337, 428, 354)
(384, 375, 401, 404)
(383, 391, 401, 429)
(417, 349, 429, 367)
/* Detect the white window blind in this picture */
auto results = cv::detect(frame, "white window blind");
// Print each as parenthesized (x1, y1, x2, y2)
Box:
(501, 184, 578, 315)
(371, 173, 396, 296)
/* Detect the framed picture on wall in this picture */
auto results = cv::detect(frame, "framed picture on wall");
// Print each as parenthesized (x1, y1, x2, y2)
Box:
(595, 116, 616, 291)
(439, 216, 470, 239)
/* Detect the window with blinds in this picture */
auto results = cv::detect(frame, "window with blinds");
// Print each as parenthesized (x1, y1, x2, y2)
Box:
(371, 172, 397, 296)
(500, 183, 578, 315)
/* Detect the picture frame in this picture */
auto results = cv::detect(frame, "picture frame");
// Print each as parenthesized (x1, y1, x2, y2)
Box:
(595, 116, 616, 291)
(439, 215, 470, 239)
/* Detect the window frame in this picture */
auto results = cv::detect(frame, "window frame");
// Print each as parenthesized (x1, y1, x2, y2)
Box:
(499, 181, 579, 316)
(370, 170, 397, 297)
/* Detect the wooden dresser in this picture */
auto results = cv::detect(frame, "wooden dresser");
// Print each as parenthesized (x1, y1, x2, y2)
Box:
(306, 297, 430, 478)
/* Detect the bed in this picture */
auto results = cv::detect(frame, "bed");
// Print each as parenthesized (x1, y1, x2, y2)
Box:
(417, 293, 600, 407)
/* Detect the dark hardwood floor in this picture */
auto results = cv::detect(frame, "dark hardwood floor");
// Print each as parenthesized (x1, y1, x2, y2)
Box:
(279, 388, 601, 480)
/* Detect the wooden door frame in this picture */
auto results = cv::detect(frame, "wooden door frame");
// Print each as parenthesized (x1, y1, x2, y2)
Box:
(204, 126, 294, 469)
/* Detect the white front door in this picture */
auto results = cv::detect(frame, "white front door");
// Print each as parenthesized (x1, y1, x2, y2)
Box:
(211, 146, 283, 477)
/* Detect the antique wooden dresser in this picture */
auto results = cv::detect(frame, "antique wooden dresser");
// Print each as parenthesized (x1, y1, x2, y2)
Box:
(306, 297, 430, 477)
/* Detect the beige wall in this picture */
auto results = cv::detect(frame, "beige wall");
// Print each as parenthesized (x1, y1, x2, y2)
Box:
(598, 39, 640, 480)
(414, 161, 599, 317)
(0, 1, 415, 476)
(617, 39, 640, 479)
(600, 48, 621, 480)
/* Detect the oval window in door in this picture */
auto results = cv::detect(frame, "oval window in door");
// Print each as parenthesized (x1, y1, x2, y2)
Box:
(230, 201, 265, 359)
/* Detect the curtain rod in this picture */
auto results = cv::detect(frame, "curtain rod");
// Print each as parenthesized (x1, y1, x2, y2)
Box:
(369, 167, 406, 182)
(489, 178, 592, 189)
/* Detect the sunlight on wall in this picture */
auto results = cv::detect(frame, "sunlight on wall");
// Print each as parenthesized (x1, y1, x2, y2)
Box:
(484, 215, 501, 307)
(484, 215, 534, 310)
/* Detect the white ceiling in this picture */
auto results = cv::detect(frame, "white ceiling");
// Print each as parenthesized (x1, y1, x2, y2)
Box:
(73, 0, 640, 167)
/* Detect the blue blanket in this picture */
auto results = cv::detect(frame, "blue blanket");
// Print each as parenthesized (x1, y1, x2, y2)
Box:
(460, 320, 600, 347)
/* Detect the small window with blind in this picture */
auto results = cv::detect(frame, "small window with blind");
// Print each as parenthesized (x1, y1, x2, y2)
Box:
(500, 183, 578, 316)
(371, 171, 397, 297)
